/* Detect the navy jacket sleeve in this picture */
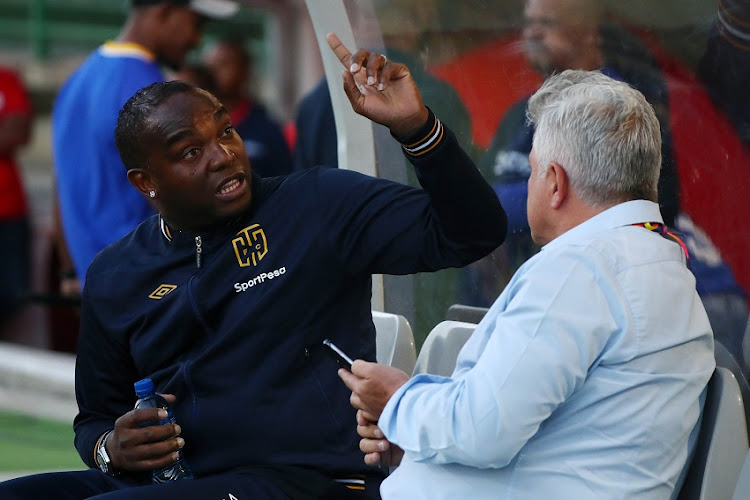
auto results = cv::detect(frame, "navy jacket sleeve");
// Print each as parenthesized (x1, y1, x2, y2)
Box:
(73, 284, 139, 468)
(317, 110, 507, 276)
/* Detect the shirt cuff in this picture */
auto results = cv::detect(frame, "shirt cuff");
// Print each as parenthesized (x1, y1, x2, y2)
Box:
(392, 108, 445, 159)
(379, 373, 448, 447)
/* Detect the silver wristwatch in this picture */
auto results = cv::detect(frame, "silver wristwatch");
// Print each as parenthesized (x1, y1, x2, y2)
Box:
(95, 431, 116, 476)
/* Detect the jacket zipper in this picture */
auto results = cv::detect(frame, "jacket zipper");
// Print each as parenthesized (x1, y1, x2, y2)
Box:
(195, 236, 202, 268)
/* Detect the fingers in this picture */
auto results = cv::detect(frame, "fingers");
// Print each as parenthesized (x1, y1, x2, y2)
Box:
(360, 436, 390, 454)
(160, 393, 177, 405)
(363, 451, 383, 467)
(350, 359, 377, 377)
(110, 408, 185, 472)
(326, 32, 352, 70)
(326, 32, 392, 91)
(360, 437, 388, 467)
(356, 409, 371, 427)
(124, 407, 169, 427)
(122, 437, 185, 471)
(365, 53, 391, 91)
(357, 422, 384, 440)
(338, 367, 359, 390)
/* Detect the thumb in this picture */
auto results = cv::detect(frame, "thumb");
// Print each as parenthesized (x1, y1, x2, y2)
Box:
(340, 70, 365, 115)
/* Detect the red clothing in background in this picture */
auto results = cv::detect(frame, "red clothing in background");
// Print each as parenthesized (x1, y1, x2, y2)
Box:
(0, 68, 32, 220)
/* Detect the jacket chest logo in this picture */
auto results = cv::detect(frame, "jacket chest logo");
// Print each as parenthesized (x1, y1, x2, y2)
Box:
(149, 284, 177, 300)
(232, 224, 268, 267)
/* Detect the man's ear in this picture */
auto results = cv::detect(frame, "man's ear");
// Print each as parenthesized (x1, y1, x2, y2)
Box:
(548, 162, 569, 210)
(127, 168, 155, 199)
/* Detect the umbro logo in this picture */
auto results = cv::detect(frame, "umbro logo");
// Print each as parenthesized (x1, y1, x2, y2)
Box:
(148, 284, 177, 300)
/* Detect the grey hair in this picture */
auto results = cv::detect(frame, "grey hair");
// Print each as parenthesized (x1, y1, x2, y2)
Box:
(527, 69, 661, 206)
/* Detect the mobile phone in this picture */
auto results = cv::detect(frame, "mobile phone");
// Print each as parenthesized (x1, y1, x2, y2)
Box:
(322, 339, 354, 371)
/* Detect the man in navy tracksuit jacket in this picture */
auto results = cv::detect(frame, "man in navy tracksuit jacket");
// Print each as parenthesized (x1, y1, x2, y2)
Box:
(0, 36, 506, 499)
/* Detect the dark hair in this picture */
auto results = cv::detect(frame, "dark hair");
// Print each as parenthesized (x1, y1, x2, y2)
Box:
(114, 80, 195, 171)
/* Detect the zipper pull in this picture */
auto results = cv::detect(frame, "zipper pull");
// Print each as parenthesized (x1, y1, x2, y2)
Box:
(195, 236, 203, 268)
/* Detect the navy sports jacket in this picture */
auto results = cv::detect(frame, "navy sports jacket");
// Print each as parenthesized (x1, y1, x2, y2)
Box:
(74, 119, 507, 480)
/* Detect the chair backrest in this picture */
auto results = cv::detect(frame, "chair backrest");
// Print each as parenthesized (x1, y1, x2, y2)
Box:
(412, 320, 476, 377)
(677, 367, 749, 500)
(445, 304, 489, 325)
(732, 450, 750, 500)
(372, 311, 417, 375)
(743, 317, 750, 380)
(715, 340, 750, 438)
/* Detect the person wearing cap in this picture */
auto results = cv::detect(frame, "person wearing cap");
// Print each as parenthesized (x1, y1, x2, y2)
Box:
(51, 0, 239, 297)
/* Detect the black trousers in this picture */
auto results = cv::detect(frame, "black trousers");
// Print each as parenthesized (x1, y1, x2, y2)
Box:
(0, 468, 382, 500)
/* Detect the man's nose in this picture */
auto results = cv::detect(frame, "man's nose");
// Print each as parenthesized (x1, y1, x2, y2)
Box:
(207, 141, 234, 171)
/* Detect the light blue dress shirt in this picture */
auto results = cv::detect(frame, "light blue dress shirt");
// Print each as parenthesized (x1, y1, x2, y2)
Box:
(380, 200, 715, 499)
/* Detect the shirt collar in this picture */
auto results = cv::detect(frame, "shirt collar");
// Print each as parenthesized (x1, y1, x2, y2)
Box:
(543, 200, 663, 252)
(99, 41, 156, 62)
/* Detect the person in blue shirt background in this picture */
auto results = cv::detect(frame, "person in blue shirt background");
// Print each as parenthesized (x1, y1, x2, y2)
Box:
(52, 0, 239, 290)
(340, 69, 715, 500)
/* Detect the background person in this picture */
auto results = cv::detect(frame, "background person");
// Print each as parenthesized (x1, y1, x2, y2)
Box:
(170, 62, 218, 94)
(203, 38, 293, 178)
(293, 77, 339, 171)
(340, 70, 714, 500)
(0, 67, 33, 335)
(52, 0, 239, 288)
(464, 0, 679, 307)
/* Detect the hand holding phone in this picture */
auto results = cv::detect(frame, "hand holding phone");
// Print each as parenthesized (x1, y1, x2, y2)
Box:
(322, 339, 354, 371)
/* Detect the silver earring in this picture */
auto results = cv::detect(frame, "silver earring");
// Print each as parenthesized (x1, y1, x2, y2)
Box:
(149, 191, 156, 198)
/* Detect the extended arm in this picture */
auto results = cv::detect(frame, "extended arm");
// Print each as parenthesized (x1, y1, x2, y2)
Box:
(319, 34, 507, 275)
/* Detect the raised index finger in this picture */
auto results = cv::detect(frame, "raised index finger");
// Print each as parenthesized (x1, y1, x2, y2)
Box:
(326, 32, 354, 71)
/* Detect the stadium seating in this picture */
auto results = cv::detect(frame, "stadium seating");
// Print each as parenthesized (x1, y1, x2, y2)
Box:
(372, 311, 417, 375)
(677, 367, 749, 500)
(715, 340, 750, 437)
(732, 449, 750, 500)
(412, 320, 476, 377)
(445, 304, 489, 325)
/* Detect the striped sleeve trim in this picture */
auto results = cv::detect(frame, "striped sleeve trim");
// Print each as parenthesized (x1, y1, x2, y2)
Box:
(401, 114, 444, 158)
(718, 0, 750, 50)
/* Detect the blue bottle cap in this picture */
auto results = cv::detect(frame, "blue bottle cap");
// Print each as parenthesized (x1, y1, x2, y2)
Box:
(134, 378, 155, 398)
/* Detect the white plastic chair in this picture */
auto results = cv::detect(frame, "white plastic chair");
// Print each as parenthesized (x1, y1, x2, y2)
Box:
(732, 450, 750, 500)
(372, 311, 417, 375)
(412, 320, 476, 377)
(677, 367, 749, 500)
